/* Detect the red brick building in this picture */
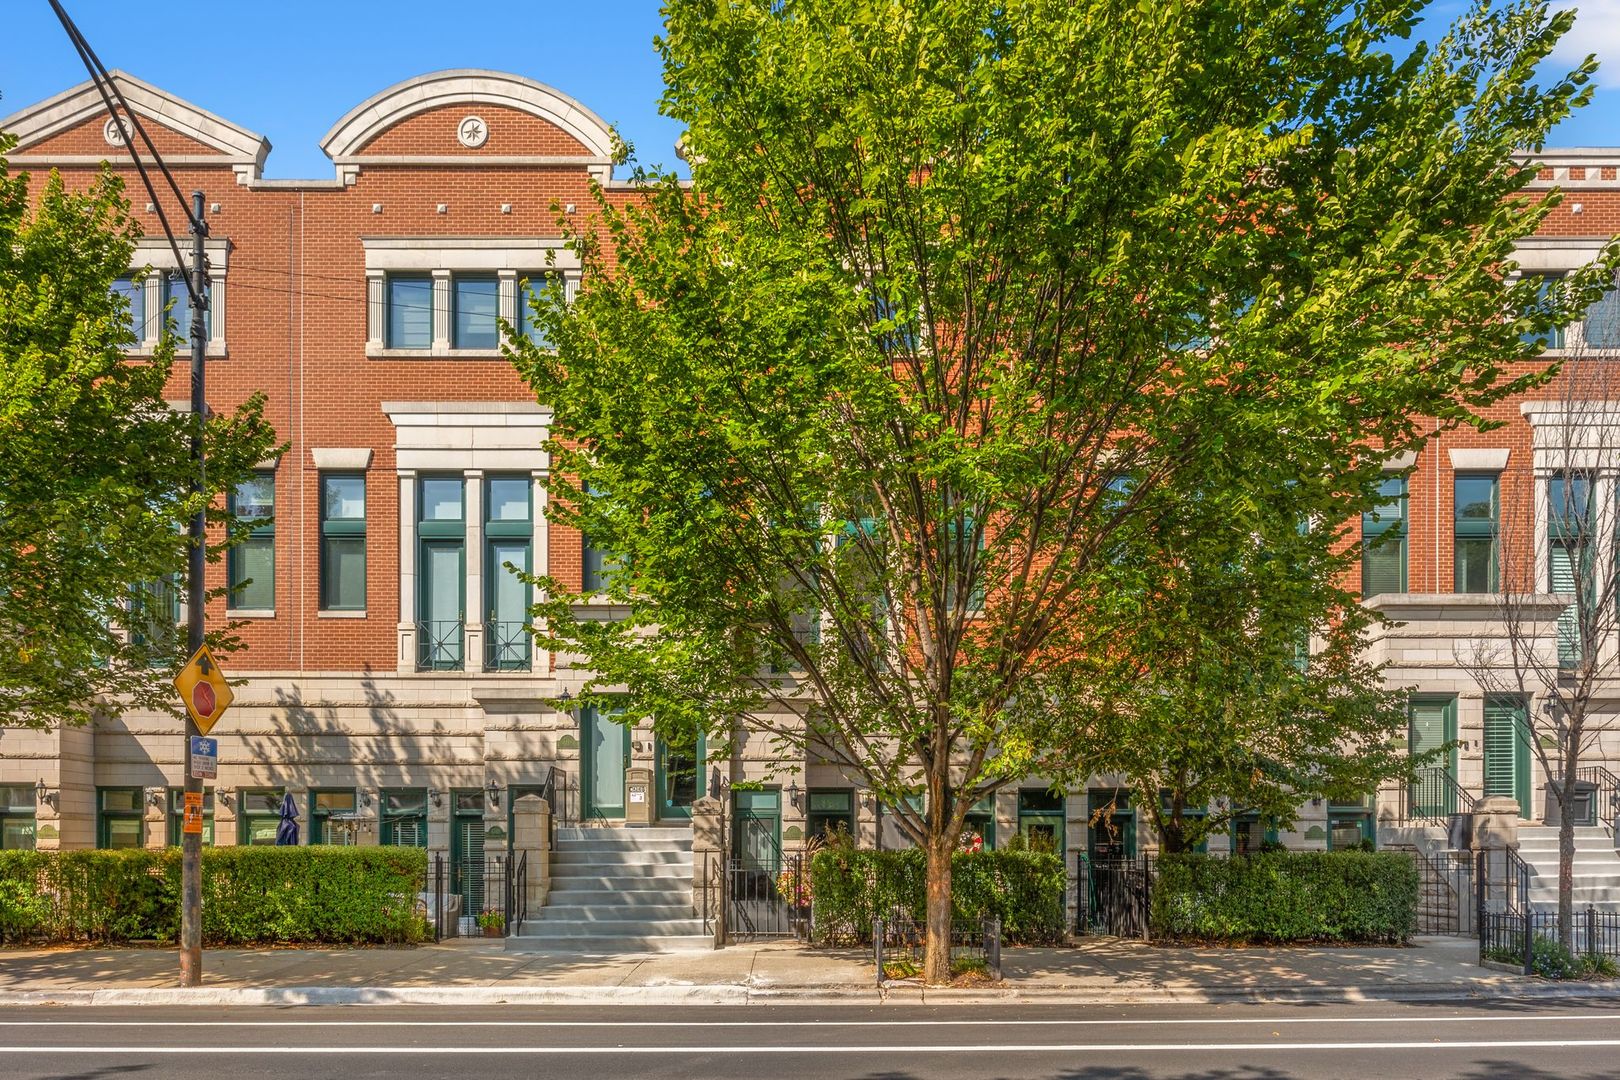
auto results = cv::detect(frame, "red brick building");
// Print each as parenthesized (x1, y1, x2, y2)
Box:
(0, 73, 1617, 923)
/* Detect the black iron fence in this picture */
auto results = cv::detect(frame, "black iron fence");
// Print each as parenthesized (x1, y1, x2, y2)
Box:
(1405, 847, 1474, 935)
(428, 852, 520, 940)
(1075, 854, 1155, 939)
(872, 911, 1002, 982)
(701, 852, 809, 943)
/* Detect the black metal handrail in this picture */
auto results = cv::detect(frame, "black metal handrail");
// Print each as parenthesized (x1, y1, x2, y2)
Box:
(484, 620, 532, 671)
(416, 619, 464, 671)
(1403, 766, 1478, 824)
(1577, 765, 1620, 833)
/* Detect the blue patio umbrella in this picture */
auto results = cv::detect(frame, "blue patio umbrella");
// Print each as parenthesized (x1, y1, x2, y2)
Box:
(275, 792, 300, 846)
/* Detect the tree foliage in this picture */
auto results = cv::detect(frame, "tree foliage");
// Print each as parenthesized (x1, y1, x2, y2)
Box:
(0, 142, 278, 728)
(510, 0, 1607, 983)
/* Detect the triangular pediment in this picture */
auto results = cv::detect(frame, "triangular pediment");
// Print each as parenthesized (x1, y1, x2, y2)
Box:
(1, 70, 268, 170)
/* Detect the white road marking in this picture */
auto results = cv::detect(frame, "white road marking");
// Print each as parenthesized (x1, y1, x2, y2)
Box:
(0, 1013, 1615, 1029)
(6, 1039, 1620, 1054)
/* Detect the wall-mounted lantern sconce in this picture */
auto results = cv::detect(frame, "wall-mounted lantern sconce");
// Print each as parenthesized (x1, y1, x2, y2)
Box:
(427, 788, 443, 809)
(787, 778, 802, 810)
(148, 790, 166, 810)
(486, 779, 503, 808)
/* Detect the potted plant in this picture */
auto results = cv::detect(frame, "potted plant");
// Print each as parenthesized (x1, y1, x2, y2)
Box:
(476, 909, 506, 937)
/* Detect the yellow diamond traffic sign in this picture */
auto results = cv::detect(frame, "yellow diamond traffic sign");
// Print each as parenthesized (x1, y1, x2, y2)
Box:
(173, 644, 233, 736)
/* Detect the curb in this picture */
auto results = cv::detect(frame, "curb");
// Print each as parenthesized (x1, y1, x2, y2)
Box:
(2, 982, 1618, 1008)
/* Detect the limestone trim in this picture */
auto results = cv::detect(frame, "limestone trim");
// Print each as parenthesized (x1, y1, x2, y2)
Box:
(1448, 448, 1511, 472)
(0, 70, 270, 173)
(310, 448, 374, 471)
(320, 70, 618, 164)
(125, 238, 231, 358)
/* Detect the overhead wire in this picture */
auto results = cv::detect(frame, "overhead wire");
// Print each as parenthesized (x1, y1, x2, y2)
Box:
(48, 0, 205, 308)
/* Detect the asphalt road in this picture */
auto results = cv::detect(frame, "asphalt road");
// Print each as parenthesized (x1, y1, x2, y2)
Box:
(3, 1000, 1620, 1080)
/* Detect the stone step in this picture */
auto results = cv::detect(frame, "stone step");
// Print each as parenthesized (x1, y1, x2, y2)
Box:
(1519, 827, 1613, 841)
(547, 881, 693, 897)
(551, 861, 692, 880)
(515, 916, 707, 936)
(554, 827, 693, 841)
(553, 838, 694, 853)
(531, 904, 695, 922)
(553, 848, 693, 867)
(505, 933, 713, 954)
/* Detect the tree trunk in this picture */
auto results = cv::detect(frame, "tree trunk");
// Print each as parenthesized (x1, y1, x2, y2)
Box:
(1559, 758, 1577, 950)
(923, 831, 954, 986)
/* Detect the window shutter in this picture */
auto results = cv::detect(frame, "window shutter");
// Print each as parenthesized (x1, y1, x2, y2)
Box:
(1552, 541, 1581, 665)
(1482, 698, 1523, 800)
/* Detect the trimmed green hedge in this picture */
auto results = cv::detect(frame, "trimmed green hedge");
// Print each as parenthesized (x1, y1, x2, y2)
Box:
(1150, 851, 1419, 944)
(809, 847, 1066, 946)
(0, 847, 430, 946)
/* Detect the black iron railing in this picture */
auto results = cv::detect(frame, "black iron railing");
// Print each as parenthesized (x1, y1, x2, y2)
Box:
(872, 912, 1001, 983)
(1398, 846, 1474, 936)
(430, 852, 515, 940)
(1403, 766, 1478, 824)
(484, 620, 532, 671)
(1576, 765, 1620, 832)
(416, 619, 464, 671)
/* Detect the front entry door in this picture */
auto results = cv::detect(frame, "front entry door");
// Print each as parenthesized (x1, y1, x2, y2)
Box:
(732, 789, 781, 870)
(1409, 697, 1458, 817)
(655, 728, 705, 820)
(582, 706, 631, 820)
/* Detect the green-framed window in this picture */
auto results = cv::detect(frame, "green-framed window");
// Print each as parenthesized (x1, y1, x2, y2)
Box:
(1087, 788, 1135, 860)
(0, 785, 37, 850)
(485, 476, 532, 671)
(1522, 273, 1567, 351)
(964, 794, 995, 850)
(519, 273, 565, 348)
(320, 474, 366, 611)
(1230, 811, 1280, 855)
(1549, 472, 1594, 667)
(1158, 791, 1208, 853)
(418, 475, 466, 670)
(946, 516, 986, 613)
(806, 789, 855, 842)
(97, 787, 144, 849)
(163, 275, 211, 339)
(1362, 475, 1407, 598)
(1454, 473, 1498, 594)
(310, 790, 359, 845)
(228, 471, 276, 611)
(1327, 797, 1375, 850)
(387, 274, 432, 348)
(380, 788, 428, 847)
(166, 789, 215, 846)
(1584, 278, 1620, 350)
(452, 274, 499, 350)
(128, 573, 181, 662)
(1017, 789, 1064, 855)
(237, 789, 286, 846)
(111, 273, 144, 340)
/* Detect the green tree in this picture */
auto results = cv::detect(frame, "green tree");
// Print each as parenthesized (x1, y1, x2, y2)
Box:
(1083, 480, 1410, 855)
(0, 143, 278, 728)
(511, 0, 1610, 984)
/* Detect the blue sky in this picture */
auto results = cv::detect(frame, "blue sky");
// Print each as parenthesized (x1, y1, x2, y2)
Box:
(2, 1, 1618, 180)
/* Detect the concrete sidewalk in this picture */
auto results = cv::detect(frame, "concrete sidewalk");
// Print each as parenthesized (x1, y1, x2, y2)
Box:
(0, 935, 1613, 1006)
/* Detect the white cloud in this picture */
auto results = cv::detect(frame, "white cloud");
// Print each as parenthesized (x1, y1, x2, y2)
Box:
(1554, 3, 1620, 89)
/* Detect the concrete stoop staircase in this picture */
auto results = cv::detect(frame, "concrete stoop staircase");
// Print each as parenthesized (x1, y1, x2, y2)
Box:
(1520, 825, 1620, 912)
(507, 826, 712, 953)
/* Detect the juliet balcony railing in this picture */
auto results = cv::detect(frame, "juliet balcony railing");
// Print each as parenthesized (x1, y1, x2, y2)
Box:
(416, 619, 465, 672)
(484, 620, 533, 672)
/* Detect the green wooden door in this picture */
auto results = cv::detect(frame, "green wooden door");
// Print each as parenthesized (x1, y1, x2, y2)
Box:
(582, 706, 631, 819)
(1483, 696, 1531, 818)
(1409, 698, 1458, 817)
(450, 790, 487, 916)
(732, 789, 781, 870)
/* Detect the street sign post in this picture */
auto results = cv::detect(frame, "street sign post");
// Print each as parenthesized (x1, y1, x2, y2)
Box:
(189, 736, 217, 781)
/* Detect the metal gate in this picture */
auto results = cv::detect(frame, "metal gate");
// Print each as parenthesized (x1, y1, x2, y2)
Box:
(1405, 847, 1474, 935)
(703, 806, 807, 943)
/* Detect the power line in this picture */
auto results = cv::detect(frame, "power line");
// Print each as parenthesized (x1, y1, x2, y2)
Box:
(47, 0, 204, 308)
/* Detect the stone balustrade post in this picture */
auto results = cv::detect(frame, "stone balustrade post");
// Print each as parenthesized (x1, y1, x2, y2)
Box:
(691, 795, 723, 942)
(511, 793, 552, 917)
(1470, 795, 1521, 926)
